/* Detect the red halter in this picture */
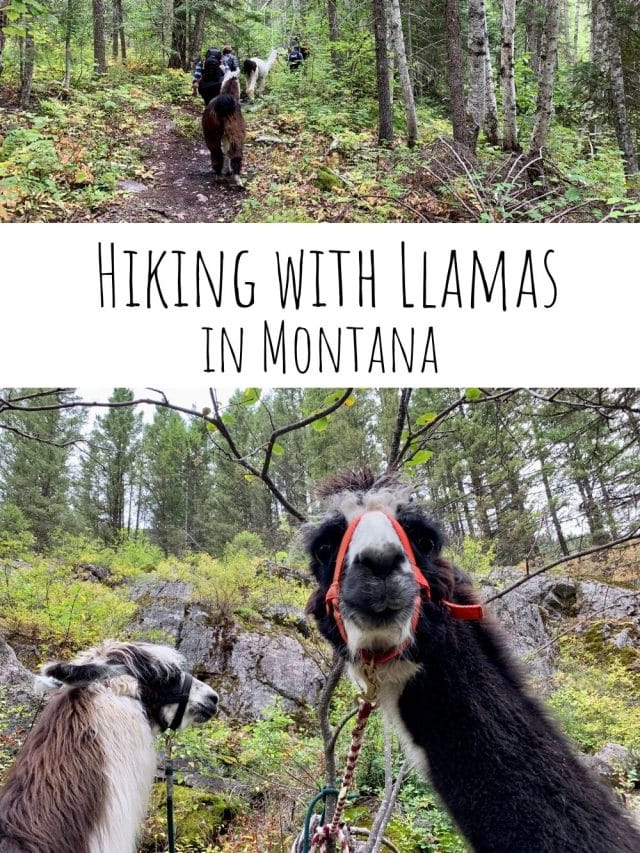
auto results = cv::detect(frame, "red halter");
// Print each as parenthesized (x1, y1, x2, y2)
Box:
(325, 512, 484, 665)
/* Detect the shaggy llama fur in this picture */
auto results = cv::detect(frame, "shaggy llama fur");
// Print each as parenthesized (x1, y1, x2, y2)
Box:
(242, 48, 278, 100)
(0, 641, 218, 853)
(304, 470, 640, 853)
(202, 68, 246, 187)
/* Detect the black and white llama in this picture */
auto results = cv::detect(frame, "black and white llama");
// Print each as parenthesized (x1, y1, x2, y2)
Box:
(304, 470, 640, 853)
(0, 640, 219, 853)
(242, 48, 278, 100)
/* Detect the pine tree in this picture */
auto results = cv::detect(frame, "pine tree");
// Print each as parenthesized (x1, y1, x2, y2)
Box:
(77, 388, 143, 542)
(0, 389, 84, 550)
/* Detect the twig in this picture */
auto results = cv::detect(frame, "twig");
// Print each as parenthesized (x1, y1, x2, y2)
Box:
(486, 525, 640, 603)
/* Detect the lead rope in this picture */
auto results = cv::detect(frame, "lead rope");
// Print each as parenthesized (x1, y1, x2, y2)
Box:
(164, 732, 176, 853)
(308, 663, 378, 853)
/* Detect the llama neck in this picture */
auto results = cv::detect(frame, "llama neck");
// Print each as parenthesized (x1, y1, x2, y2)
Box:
(265, 49, 277, 70)
(368, 616, 639, 853)
(88, 690, 157, 853)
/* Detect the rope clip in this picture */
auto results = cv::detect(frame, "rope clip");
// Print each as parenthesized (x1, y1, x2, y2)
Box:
(356, 660, 379, 704)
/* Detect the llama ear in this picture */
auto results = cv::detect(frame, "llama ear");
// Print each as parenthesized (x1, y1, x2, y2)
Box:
(42, 661, 115, 685)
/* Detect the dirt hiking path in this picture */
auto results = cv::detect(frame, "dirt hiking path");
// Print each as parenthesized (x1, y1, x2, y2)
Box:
(96, 101, 251, 223)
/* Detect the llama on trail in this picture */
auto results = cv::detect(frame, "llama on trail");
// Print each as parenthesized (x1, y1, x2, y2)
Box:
(304, 469, 640, 853)
(0, 640, 219, 853)
(202, 68, 245, 186)
(242, 48, 278, 100)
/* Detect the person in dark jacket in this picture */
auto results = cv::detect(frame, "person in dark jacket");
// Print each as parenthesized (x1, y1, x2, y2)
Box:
(198, 49, 225, 105)
(287, 42, 304, 71)
(222, 45, 238, 72)
(192, 47, 222, 96)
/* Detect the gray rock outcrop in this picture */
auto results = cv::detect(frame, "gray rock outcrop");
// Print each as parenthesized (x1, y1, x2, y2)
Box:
(127, 580, 323, 721)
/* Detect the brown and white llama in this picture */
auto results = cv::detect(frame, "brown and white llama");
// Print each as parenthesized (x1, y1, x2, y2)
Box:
(202, 68, 245, 187)
(0, 640, 219, 853)
(304, 470, 640, 853)
(242, 48, 278, 100)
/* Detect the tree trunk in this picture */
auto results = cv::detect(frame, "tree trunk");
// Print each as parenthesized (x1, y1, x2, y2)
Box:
(601, 0, 639, 176)
(562, 0, 571, 63)
(527, 0, 560, 171)
(540, 460, 569, 555)
(387, 0, 418, 146)
(327, 0, 341, 67)
(385, 7, 394, 108)
(444, 0, 468, 145)
(404, 0, 413, 85)
(92, 0, 107, 75)
(469, 468, 494, 540)
(573, 0, 580, 62)
(482, 16, 499, 145)
(119, 1, 126, 61)
(112, 0, 125, 61)
(596, 472, 619, 540)
(0, 0, 8, 76)
(466, 0, 487, 151)
(533, 430, 569, 555)
(188, 6, 206, 70)
(112, 0, 118, 59)
(456, 472, 476, 538)
(372, 0, 394, 144)
(500, 0, 519, 151)
(169, 0, 187, 69)
(62, 0, 73, 88)
(19, 27, 35, 108)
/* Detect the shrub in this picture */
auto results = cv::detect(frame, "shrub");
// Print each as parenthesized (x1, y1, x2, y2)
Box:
(447, 538, 496, 579)
(0, 503, 35, 558)
(548, 637, 640, 752)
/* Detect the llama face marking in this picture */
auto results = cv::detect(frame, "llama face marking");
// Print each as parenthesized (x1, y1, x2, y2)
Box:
(307, 486, 444, 657)
(340, 512, 418, 650)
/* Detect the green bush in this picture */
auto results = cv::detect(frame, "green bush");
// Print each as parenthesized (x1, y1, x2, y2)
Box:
(0, 558, 136, 656)
(0, 503, 35, 558)
(447, 538, 496, 579)
(548, 637, 640, 752)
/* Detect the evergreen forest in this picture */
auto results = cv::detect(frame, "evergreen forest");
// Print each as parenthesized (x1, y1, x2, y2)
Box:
(1, 0, 639, 222)
(0, 387, 639, 851)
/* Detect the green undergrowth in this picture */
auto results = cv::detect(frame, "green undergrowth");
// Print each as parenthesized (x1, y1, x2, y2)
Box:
(0, 532, 310, 662)
(0, 64, 186, 221)
(549, 628, 640, 756)
(235, 68, 639, 223)
(4, 58, 636, 223)
(142, 782, 242, 852)
(0, 556, 136, 659)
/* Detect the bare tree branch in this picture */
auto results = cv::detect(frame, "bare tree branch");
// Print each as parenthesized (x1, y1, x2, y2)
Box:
(261, 389, 354, 481)
(486, 524, 640, 603)
(387, 389, 412, 471)
(0, 424, 82, 448)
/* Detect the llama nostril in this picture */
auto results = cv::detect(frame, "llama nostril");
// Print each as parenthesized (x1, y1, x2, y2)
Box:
(355, 549, 404, 579)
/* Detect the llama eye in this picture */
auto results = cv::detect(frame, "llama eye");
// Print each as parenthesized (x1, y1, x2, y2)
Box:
(314, 543, 334, 563)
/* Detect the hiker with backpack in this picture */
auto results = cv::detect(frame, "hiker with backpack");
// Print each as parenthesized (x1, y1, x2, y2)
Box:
(192, 47, 224, 97)
(193, 48, 226, 105)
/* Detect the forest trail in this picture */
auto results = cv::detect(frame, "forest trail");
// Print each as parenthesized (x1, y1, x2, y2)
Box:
(95, 101, 247, 223)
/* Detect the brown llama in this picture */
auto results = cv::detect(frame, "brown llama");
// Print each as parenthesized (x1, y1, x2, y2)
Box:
(304, 470, 640, 853)
(0, 641, 218, 853)
(202, 68, 245, 188)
